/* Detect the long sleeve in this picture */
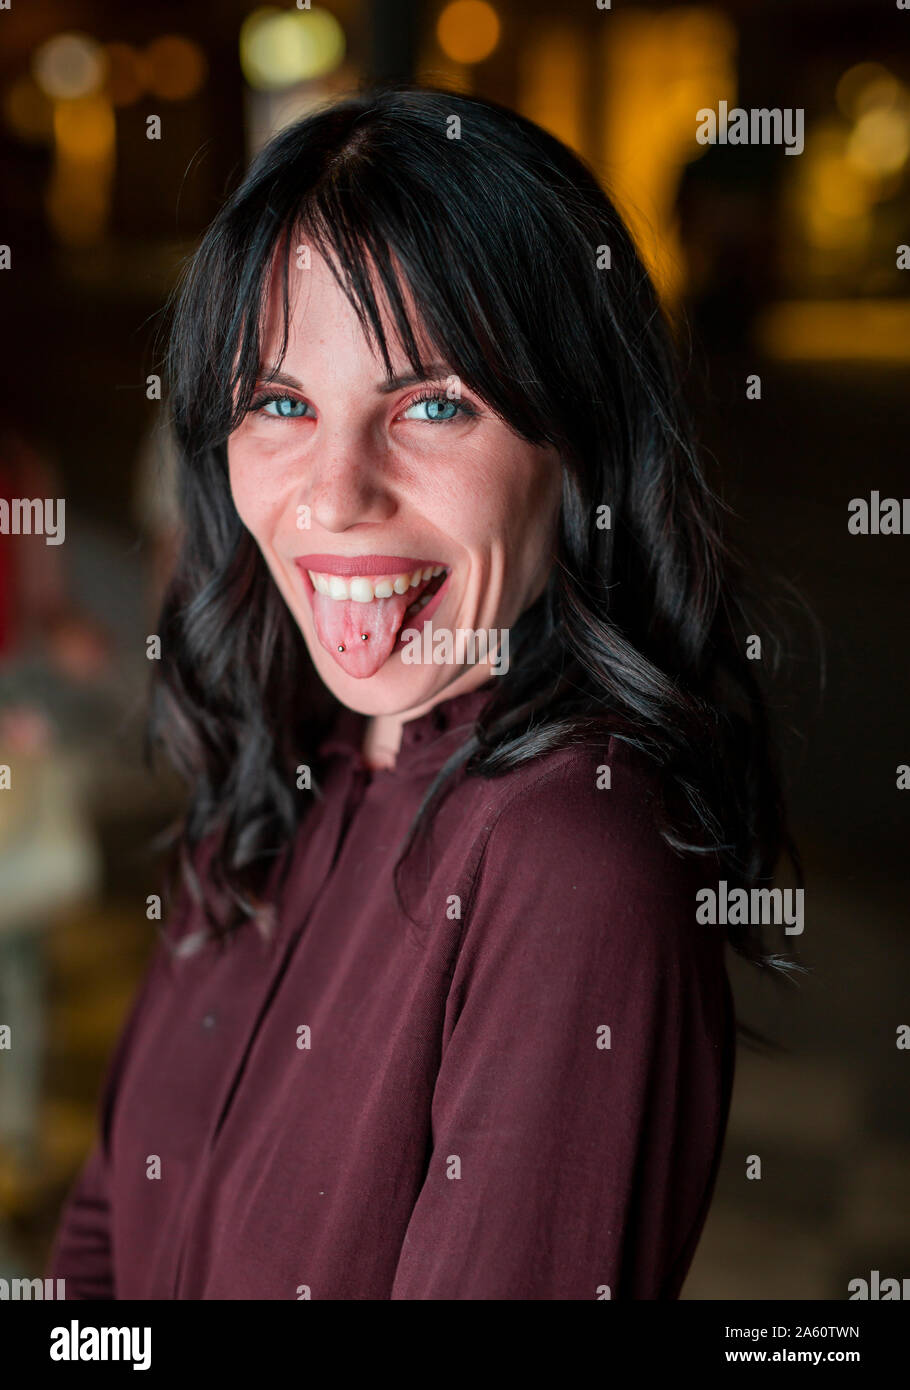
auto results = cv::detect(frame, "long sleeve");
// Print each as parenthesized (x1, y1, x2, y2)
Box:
(45, 933, 169, 1299)
(390, 751, 735, 1300)
(45, 1140, 114, 1300)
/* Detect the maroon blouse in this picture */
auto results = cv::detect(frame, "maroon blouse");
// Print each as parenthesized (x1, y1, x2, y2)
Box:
(47, 681, 735, 1299)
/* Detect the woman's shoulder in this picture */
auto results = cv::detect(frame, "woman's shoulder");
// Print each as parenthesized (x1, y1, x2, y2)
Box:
(435, 729, 727, 995)
(469, 731, 673, 863)
(435, 730, 704, 926)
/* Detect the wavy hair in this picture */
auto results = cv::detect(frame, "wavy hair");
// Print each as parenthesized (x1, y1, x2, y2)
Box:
(150, 84, 803, 979)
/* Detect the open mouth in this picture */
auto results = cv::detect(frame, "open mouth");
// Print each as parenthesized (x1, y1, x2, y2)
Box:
(294, 559, 451, 679)
(401, 566, 448, 620)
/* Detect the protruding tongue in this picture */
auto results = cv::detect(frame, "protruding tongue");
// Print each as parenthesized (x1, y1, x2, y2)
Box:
(312, 587, 422, 679)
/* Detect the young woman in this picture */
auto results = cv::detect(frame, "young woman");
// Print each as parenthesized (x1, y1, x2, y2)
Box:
(48, 85, 797, 1300)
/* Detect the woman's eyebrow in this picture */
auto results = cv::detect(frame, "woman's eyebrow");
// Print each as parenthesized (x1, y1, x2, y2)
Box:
(256, 367, 302, 389)
(377, 363, 452, 393)
(255, 363, 454, 393)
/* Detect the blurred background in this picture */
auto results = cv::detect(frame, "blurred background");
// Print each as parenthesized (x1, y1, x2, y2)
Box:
(0, 0, 907, 1299)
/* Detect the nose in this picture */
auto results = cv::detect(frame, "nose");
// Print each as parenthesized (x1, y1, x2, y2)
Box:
(301, 420, 397, 533)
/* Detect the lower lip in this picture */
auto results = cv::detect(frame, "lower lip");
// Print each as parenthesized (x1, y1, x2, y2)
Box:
(294, 565, 452, 652)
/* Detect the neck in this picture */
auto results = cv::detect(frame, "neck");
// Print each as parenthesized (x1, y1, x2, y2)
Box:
(361, 663, 494, 771)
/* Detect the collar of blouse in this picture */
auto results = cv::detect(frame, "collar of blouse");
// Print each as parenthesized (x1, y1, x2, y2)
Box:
(317, 678, 498, 780)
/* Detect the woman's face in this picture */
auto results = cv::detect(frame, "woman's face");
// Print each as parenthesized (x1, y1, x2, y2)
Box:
(226, 248, 563, 717)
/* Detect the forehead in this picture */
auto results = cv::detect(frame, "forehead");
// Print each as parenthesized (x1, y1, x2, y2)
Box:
(257, 239, 437, 378)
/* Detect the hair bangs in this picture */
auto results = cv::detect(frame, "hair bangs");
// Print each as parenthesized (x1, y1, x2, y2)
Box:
(223, 161, 557, 451)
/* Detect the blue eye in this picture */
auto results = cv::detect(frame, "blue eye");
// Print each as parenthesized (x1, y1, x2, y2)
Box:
(402, 393, 473, 423)
(255, 395, 311, 418)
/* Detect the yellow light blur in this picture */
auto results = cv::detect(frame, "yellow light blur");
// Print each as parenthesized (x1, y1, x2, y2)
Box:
(145, 36, 208, 101)
(813, 153, 869, 220)
(53, 93, 116, 160)
(758, 300, 910, 363)
(3, 76, 54, 142)
(790, 126, 872, 254)
(103, 43, 146, 107)
(518, 25, 583, 154)
(436, 1, 500, 65)
(836, 62, 900, 120)
(598, 8, 738, 303)
(32, 33, 107, 101)
(47, 94, 116, 246)
(240, 8, 346, 90)
(847, 107, 910, 176)
(805, 193, 869, 251)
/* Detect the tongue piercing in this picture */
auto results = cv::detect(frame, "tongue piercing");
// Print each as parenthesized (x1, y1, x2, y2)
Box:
(337, 644, 345, 652)
(361, 633, 369, 641)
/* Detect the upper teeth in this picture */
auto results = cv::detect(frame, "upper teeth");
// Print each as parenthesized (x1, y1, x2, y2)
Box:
(308, 564, 445, 602)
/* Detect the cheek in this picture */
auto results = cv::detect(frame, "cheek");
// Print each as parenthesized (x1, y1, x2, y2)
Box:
(466, 444, 561, 571)
(438, 459, 557, 629)
(227, 440, 280, 539)
(434, 442, 521, 544)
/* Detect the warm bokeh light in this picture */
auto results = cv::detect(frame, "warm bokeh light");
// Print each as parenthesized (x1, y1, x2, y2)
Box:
(836, 62, 900, 121)
(599, 7, 737, 302)
(47, 94, 116, 246)
(436, 1, 500, 65)
(53, 93, 116, 162)
(32, 33, 107, 102)
(144, 36, 208, 102)
(240, 7, 346, 90)
(518, 25, 583, 154)
(791, 126, 869, 254)
(758, 300, 910, 363)
(3, 76, 54, 143)
(847, 106, 910, 176)
(27, 35, 116, 247)
(103, 43, 146, 108)
(783, 61, 910, 290)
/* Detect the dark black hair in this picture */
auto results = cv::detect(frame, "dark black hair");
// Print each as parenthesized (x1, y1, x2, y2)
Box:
(151, 83, 803, 979)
